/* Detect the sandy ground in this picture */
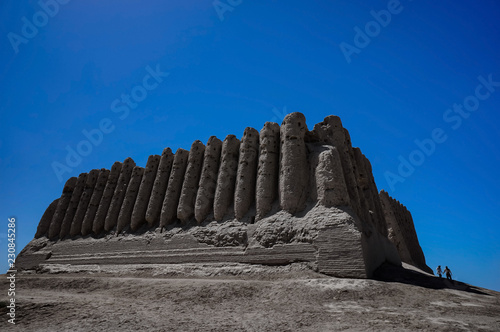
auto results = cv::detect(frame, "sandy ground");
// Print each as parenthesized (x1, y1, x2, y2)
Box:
(1, 263, 499, 331)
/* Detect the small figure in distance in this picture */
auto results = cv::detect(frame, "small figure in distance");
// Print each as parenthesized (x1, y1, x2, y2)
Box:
(443, 266, 452, 281)
(436, 265, 442, 278)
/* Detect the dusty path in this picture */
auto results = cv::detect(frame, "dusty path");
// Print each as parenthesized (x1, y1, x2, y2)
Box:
(1, 263, 499, 331)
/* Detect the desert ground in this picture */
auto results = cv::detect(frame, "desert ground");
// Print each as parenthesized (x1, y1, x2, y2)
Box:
(1, 263, 499, 331)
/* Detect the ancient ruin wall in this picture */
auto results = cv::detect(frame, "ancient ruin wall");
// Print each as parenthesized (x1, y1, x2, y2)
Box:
(160, 148, 189, 227)
(104, 158, 135, 232)
(234, 127, 259, 220)
(279, 112, 309, 214)
(28, 112, 430, 276)
(92, 161, 122, 234)
(145, 148, 173, 226)
(81, 169, 110, 236)
(379, 190, 431, 273)
(213, 135, 240, 221)
(255, 122, 280, 220)
(177, 141, 205, 223)
(70, 169, 100, 237)
(117, 166, 144, 233)
(131, 155, 160, 231)
(34, 113, 407, 238)
(44, 177, 76, 239)
(57, 173, 87, 239)
(195, 136, 222, 223)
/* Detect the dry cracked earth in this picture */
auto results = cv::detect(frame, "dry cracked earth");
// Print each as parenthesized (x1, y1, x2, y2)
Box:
(1, 263, 499, 331)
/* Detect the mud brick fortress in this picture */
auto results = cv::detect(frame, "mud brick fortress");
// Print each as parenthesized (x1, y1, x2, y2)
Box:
(18, 113, 431, 277)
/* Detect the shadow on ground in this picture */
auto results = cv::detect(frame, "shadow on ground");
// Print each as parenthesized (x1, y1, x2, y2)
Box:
(374, 262, 489, 295)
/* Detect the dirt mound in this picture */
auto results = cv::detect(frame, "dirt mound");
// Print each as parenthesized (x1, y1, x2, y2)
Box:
(1, 263, 499, 331)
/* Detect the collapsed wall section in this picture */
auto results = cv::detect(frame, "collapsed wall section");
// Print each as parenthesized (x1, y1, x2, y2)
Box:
(20, 206, 400, 278)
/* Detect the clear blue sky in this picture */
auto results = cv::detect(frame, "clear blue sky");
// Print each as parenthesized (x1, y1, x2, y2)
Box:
(1, 0, 499, 291)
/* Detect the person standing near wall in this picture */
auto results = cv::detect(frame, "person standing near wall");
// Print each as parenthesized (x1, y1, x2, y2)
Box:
(444, 266, 452, 281)
(436, 265, 442, 278)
